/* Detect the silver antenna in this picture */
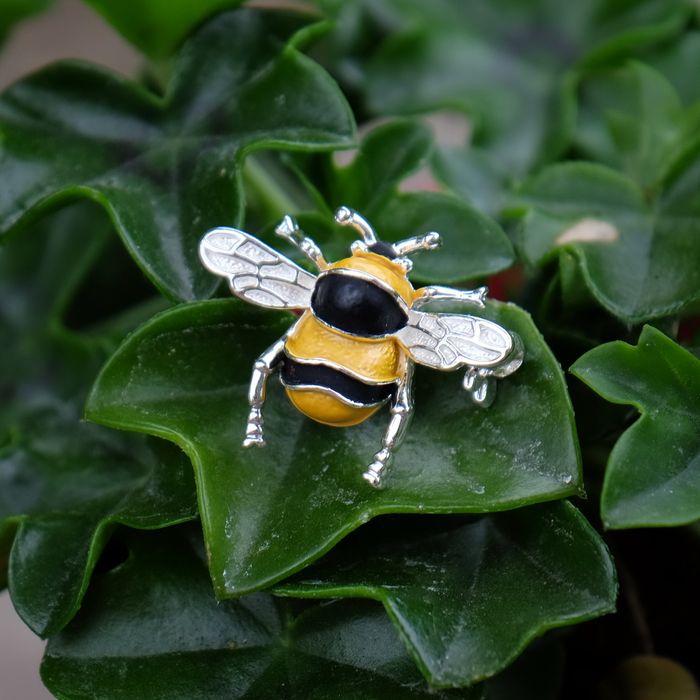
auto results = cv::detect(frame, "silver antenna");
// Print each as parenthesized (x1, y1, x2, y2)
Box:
(334, 206, 378, 245)
(393, 231, 442, 256)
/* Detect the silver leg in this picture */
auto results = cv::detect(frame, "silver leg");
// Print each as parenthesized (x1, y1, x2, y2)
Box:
(463, 367, 496, 407)
(363, 364, 414, 488)
(413, 285, 488, 309)
(243, 336, 286, 447)
(275, 214, 327, 271)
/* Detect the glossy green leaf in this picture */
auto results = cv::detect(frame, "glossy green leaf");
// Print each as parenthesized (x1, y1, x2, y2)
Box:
(286, 121, 514, 282)
(41, 526, 482, 700)
(0, 204, 197, 635)
(515, 161, 700, 323)
(328, 119, 433, 213)
(576, 62, 700, 189)
(647, 32, 700, 107)
(0, 0, 52, 42)
(571, 326, 700, 528)
(86, 297, 581, 596)
(431, 145, 512, 217)
(277, 501, 616, 687)
(2, 428, 197, 637)
(0, 8, 355, 302)
(84, 0, 243, 58)
(360, 0, 691, 176)
(374, 192, 513, 283)
(331, 121, 514, 282)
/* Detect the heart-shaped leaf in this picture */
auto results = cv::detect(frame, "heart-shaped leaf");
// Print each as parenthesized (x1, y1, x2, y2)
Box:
(41, 526, 483, 700)
(2, 426, 197, 637)
(0, 8, 355, 301)
(0, 204, 197, 636)
(576, 61, 700, 189)
(357, 0, 690, 183)
(86, 297, 581, 596)
(514, 160, 700, 323)
(310, 120, 515, 283)
(84, 0, 242, 59)
(571, 325, 700, 528)
(277, 501, 616, 687)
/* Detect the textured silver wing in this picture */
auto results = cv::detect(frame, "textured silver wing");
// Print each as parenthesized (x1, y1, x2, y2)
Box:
(199, 227, 316, 309)
(395, 310, 518, 371)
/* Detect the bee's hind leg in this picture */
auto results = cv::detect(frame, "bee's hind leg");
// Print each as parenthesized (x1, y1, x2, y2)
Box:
(243, 336, 286, 448)
(363, 365, 414, 488)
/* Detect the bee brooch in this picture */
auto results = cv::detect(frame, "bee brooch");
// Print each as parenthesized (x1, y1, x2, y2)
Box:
(200, 207, 523, 488)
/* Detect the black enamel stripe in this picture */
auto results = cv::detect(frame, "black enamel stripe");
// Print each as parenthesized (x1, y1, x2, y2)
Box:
(311, 272, 408, 337)
(281, 356, 395, 406)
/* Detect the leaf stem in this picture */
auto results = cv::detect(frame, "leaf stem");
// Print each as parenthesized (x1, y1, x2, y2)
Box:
(243, 156, 299, 222)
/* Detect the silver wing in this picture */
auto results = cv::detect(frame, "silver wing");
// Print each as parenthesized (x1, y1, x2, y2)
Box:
(394, 309, 522, 375)
(199, 227, 316, 309)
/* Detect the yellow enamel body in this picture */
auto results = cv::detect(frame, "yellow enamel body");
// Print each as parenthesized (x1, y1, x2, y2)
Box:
(283, 251, 414, 427)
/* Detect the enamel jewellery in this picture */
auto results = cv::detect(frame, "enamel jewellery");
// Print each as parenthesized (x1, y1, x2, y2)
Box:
(200, 207, 523, 488)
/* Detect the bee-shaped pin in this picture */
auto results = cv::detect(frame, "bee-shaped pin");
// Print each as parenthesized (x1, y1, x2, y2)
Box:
(199, 207, 523, 488)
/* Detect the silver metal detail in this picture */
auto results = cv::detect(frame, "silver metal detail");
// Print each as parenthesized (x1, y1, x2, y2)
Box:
(275, 214, 328, 271)
(395, 310, 514, 370)
(243, 335, 287, 447)
(315, 267, 411, 316)
(335, 206, 378, 245)
(463, 367, 496, 407)
(280, 381, 391, 409)
(363, 363, 414, 488)
(393, 231, 442, 256)
(412, 285, 487, 309)
(199, 227, 316, 310)
(282, 353, 398, 387)
(395, 256, 413, 273)
(199, 208, 526, 487)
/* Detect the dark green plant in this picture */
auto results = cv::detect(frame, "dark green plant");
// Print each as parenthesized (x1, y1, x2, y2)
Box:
(1, 1, 699, 697)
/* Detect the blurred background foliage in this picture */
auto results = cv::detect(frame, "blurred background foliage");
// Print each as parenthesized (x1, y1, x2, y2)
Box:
(1, 1, 699, 698)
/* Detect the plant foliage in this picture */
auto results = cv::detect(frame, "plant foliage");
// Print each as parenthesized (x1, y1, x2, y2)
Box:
(1, 1, 699, 698)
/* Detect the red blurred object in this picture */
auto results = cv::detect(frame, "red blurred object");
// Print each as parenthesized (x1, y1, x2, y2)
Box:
(487, 264, 524, 302)
(678, 316, 700, 343)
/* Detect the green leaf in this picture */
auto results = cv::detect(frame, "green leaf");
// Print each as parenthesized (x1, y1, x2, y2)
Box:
(2, 429, 197, 636)
(277, 501, 616, 687)
(0, 204, 197, 635)
(646, 32, 700, 107)
(287, 121, 514, 282)
(374, 192, 513, 283)
(41, 526, 482, 700)
(514, 161, 700, 323)
(571, 325, 700, 528)
(576, 62, 700, 189)
(333, 121, 514, 282)
(431, 145, 512, 217)
(359, 0, 691, 176)
(84, 0, 242, 59)
(0, 8, 355, 302)
(0, 0, 52, 42)
(329, 119, 434, 213)
(86, 298, 581, 596)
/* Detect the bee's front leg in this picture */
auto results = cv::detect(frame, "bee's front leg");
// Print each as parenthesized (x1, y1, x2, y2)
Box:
(363, 365, 414, 488)
(243, 336, 286, 448)
(412, 285, 488, 309)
